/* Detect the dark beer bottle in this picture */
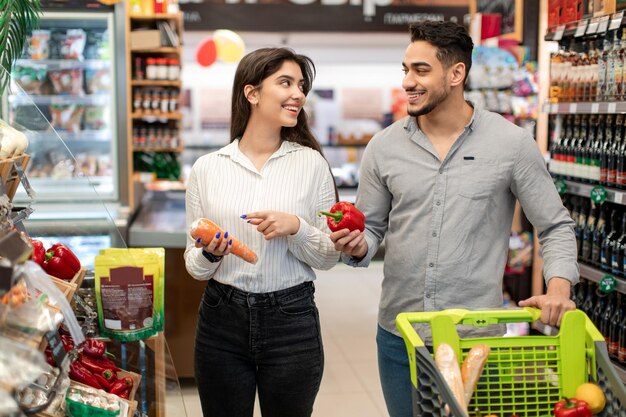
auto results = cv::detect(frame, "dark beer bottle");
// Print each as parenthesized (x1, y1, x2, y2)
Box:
(609, 292, 623, 359)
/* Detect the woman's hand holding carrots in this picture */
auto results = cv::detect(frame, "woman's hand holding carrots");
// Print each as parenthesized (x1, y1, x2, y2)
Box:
(242, 211, 300, 240)
(195, 231, 233, 258)
(190, 218, 258, 264)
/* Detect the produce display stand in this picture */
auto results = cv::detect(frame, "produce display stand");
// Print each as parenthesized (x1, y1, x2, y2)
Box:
(0, 154, 30, 201)
(396, 308, 626, 417)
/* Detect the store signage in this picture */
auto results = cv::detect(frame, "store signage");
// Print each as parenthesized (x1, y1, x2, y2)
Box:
(600, 275, 616, 294)
(180, 0, 468, 32)
(590, 185, 608, 204)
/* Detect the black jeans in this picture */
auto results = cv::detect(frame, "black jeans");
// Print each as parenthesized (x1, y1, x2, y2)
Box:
(194, 279, 324, 417)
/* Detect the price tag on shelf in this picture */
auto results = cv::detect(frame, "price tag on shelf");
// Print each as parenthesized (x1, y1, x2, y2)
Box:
(591, 103, 600, 113)
(598, 15, 610, 34)
(610, 11, 624, 31)
(587, 17, 600, 34)
(551, 103, 559, 113)
(575, 19, 589, 37)
(553, 25, 566, 41)
(608, 102, 617, 113)
(569, 103, 577, 113)
(591, 185, 608, 204)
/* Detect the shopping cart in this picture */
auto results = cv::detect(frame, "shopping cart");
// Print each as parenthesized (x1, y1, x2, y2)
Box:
(396, 308, 626, 417)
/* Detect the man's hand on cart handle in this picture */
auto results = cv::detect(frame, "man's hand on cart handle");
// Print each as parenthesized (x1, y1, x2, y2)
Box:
(518, 277, 576, 327)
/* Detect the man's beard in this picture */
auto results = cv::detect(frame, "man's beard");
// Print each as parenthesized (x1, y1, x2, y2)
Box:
(407, 87, 448, 117)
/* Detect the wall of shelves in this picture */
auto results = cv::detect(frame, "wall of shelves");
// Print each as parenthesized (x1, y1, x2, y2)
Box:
(125, 7, 183, 206)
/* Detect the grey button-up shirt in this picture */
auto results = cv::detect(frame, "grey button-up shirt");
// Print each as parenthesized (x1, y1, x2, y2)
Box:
(344, 107, 578, 344)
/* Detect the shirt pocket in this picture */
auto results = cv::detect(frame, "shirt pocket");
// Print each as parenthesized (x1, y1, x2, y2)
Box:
(458, 157, 499, 200)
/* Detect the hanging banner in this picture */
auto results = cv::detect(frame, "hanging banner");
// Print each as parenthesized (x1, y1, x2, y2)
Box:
(180, 0, 469, 32)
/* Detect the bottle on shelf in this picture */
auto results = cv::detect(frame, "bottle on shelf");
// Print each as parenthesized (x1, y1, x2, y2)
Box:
(582, 280, 597, 318)
(618, 114, 626, 188)
(619, 303, 626, 363)
(591, 114, 603, 184)
(549, 40, 566, 102)
(601, 115, 615, 185)
(591, 291, 608, 330)
(599, 34, 612, 101)
(607, 208, 626, 276)
(607, 31, 620, 101)
(608, 115, 624, 187)
(589, 38, 600, 102)
(571, 197, 582, 257)
(592, 203, 610, 267)
(601, 208, 621, 271)
(610, 292, 624, 359)
(601, 291, 617, 342)
(578, 198, 590, 260)
(582, 201, 599, 263)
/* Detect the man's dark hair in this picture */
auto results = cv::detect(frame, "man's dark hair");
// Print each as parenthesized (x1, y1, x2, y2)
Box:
(409, 21, 474, 83)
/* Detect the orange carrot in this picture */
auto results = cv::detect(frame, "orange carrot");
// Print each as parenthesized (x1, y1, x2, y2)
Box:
(190, 218, 258, 264)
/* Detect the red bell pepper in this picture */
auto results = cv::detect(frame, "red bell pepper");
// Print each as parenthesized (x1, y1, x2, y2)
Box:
(82, 338, 106, 358)
(69, 361, 102, 390)
(29, 239, 45, 266)
(43, 244, 81, 280)
(319, 202, 366, 232)
(554, 397, 592, 417)
(79, 354, 116, 381)
(110, 376, 134, 396)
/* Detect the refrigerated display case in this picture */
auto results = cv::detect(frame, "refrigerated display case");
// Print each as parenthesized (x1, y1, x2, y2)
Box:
(0, 56, 188, 416)
(5, 9, 128, 204)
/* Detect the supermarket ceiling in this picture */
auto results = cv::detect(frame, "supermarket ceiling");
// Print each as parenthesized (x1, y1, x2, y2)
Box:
(179, 0, 469, 32)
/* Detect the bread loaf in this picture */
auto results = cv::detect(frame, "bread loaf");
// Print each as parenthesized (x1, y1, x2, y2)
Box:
(461, 344, 491, 406)
(435, 343, 467, 415)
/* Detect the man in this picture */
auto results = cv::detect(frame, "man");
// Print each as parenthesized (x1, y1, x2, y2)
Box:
(330, 21, 578, 417)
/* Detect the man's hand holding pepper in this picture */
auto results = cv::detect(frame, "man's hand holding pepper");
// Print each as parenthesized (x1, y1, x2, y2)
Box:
(329, 229, 368, 260)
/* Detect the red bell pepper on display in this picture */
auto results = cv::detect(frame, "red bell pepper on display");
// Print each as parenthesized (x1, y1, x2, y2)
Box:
(82, 338, 106, 358)
(110, 376, 134, 396)
(79, 354, 116, 381)
(554, 397, 592, 417)
(43, 244, 81, 280)
(319, 202, 366, 232)
(69, 361, 102, 390)
(29, 239, 45, 265)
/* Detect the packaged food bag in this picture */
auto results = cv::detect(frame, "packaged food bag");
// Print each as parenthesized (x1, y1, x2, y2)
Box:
(94, 248, 164, 342)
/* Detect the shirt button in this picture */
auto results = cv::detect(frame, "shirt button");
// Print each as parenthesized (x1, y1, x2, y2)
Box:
(429, 263, 434, 267)
(436, 201, 441, 206)
(439, 169, 443, 174)
(425, 294, 431, 298)
(432, 232, 437, 237)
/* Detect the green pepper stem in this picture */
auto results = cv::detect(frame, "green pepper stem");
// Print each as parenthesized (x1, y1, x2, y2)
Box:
(319, 211, 343, 222)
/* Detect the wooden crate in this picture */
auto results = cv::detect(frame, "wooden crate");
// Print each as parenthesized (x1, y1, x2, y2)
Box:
(0, 154, 30, 201)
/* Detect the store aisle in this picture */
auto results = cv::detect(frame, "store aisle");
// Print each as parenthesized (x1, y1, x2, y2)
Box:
(180, 261, 388, 417)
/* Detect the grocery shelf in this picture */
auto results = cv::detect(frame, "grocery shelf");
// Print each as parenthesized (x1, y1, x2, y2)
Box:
(131, 47, 180, 53)
(27, 130, 112, 142)
(562, 179, 626, 205)
(545, 11, 625, 41)
(131, 112, 181, 120)
(131, 79, 181, 87)
(579, 263, 626, 294)
(14, 59, 111, 69)
(129, 13, 180, 20)
(8, 94, 111, 106)
(542, 101, 626, 114)
(133, 146, 184, 153)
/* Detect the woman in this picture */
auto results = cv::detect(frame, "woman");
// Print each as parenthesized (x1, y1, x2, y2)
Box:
(184, 47, 339, 417)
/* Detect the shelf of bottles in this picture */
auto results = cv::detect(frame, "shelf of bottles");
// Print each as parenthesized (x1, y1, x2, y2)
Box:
(563, 195, 626, 382)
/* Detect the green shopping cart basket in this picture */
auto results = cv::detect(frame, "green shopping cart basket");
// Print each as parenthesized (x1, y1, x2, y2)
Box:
(396, 308, 626, 417)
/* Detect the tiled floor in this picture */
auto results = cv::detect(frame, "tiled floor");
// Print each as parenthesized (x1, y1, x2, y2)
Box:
(179, 261, 389, 417)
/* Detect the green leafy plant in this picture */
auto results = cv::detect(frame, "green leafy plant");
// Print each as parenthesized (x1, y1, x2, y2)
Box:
(0, 0, 42, 96)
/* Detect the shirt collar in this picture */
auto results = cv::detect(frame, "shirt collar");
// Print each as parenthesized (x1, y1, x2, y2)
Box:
(217, 138, 304, 160)
(403, 101, 481, 135)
